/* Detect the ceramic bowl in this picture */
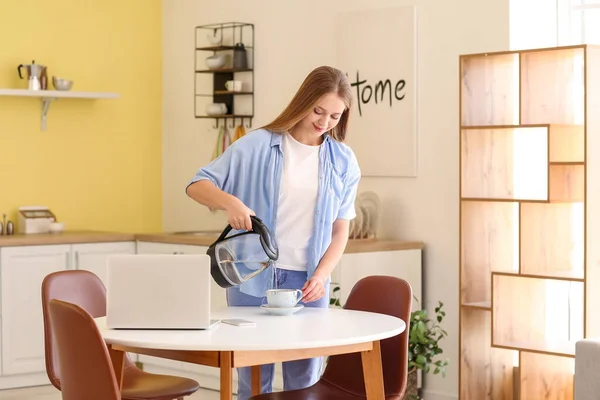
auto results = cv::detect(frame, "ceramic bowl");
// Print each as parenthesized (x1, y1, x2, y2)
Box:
(49, 222, 64, 233)
(205, 54, 226, 70)
(52, 77, 73, 91)
(206, 32, 222, 46)
(206, 103, 227, 116)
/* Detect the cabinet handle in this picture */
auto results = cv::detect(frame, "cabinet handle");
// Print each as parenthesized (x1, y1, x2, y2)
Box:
(75, 251, 79, 269)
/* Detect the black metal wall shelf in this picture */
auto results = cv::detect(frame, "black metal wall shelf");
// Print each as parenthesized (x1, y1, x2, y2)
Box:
(195, 68, 253, 74)
(194, 22, 255, 128)
(196, 45, 254, 51)
(197, 115, 253, 129)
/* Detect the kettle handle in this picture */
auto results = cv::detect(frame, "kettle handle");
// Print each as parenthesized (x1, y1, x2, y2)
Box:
(216, 215, 263, 240)
(17, 64, 24, 79)
(211, 215, 279, 261)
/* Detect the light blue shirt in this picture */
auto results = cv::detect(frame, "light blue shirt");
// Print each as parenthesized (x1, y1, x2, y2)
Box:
(187, 128, 361, 297)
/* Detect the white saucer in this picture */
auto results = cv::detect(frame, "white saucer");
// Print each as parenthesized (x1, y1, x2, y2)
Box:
(260, 304, 305, 316)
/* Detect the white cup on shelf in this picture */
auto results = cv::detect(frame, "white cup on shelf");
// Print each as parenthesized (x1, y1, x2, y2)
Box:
(225, 80, 242, 92)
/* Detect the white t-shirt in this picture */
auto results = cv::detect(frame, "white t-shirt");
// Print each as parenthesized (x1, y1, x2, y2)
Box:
(275, 133, 320, 271)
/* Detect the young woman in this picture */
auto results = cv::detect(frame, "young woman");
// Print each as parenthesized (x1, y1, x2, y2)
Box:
(185, 65, 361, 399)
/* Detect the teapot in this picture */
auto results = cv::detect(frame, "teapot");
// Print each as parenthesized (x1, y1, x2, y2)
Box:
(17, 60, 47, 90)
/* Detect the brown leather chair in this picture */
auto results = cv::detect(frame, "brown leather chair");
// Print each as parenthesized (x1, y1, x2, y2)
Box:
(41, 269, 200, 400)
(47, 298, 122, 400)
(249, 275, 412, 400)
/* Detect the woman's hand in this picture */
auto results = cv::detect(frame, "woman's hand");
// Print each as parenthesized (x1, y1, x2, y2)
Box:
(302, 275, 327, 303)
(225, 197, 255, 231)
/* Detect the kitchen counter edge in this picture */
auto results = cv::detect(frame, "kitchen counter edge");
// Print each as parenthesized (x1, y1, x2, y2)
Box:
(0, 231, 424, 253)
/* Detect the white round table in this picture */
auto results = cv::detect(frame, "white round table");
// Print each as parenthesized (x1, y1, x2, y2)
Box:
(97, 306, 405, 400)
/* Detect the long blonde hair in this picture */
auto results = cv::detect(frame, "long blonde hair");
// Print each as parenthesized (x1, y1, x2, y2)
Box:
(261, 66, 353, 142)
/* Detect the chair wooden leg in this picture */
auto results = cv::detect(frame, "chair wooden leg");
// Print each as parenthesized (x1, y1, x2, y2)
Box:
(108, 345, 125, 391)
(251, 365, 261, 396)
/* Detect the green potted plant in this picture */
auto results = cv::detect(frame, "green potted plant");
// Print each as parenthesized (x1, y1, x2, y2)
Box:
(404, 298, 449, 400)
(329, 287, 449, 400)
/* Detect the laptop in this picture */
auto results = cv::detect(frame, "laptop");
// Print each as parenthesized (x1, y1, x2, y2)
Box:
(106, 254, 220, 330)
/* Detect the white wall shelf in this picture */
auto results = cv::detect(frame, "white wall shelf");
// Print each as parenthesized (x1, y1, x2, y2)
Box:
(0, 88, 120, 131)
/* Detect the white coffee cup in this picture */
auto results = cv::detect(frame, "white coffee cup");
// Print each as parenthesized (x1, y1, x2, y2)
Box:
(266, 289, 303, 308)
(225, 80, 242, 92)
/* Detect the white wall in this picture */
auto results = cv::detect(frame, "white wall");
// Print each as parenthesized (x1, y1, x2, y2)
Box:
(162, 1, 510, 398)
(509, 0, 559, 49)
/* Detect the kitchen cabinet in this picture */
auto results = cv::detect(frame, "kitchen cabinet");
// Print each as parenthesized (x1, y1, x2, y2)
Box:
(72, 242, 136, 287)
(0, 241, 135, 390)
(0, 236, 422, 392)
(135, 241, 227, 311)
(0, 245, 70, 378)
(334, 248, 423, 310)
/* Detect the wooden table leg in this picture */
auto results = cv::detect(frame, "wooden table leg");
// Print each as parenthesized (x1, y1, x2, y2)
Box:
(251, 365, 262, 396)
(220, 351, 233, 400)
(361, 340, 385, 400)
(108, 345, 125, 391)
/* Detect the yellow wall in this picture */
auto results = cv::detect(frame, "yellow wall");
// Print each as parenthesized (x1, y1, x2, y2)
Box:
(0, 0, 162, 233)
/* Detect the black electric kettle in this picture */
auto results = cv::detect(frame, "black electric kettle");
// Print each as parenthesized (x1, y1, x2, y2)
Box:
(207, 216, 278, 288)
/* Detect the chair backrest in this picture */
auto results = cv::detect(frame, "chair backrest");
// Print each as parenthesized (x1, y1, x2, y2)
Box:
(47, 298, 120, 400)
(41, 269, 133, 389)
(321, 275, 412, 399)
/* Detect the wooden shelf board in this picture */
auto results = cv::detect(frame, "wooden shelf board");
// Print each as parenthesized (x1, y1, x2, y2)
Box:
(461, 197, 547, 203)
(462, 198, 585, 204)
(0, 88, 119, 99)
(461, 123, 582, 129)
(492, 271, 584, 282)
(195, 114, 253, 119)
(459, 44, 591, 59)
(213, 91, 254, 95)
(461, 123, 551, 129)
(195, 92, 254, 97)
(492, 341, 576, 358)
(462, 301, 491, 310)
(550, 161, 585, 165)
(196, 45, 235, 51)
(196, 45, 254, 51)
(195, 68, 253, 73)
(0, 88, 120, 131)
